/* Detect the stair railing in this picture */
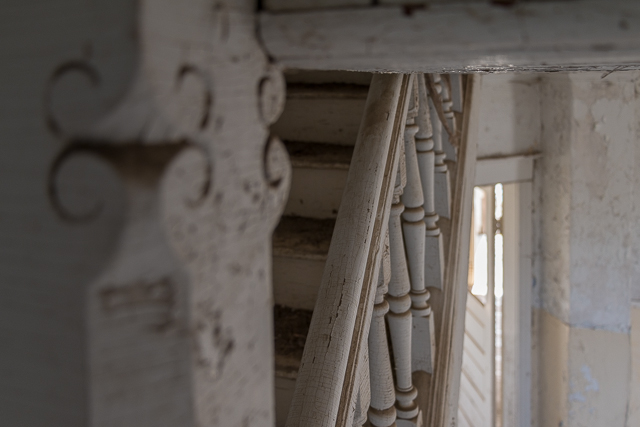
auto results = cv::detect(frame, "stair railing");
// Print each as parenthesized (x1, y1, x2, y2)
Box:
(286, 73, 477, 427)
(286, 73, 412, 427)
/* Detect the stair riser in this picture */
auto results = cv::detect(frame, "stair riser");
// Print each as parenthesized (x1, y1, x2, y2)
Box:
(272, 98, 365, 145)
(275, 377, 296, 427)
(285, 168, 347, 219)
(273, 256, 324, 311)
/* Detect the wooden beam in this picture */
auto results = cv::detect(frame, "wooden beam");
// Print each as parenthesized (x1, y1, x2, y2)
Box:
(475, 154, 539, 186)
(260, 1, 640, 73)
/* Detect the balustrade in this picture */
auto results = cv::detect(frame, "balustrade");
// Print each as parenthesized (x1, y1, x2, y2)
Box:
(286, 73, 411, 427)
(287, 72, 473, 427)
(427, 74, 452, 220)
(368, 232, 397, 427)
(411, 75, 438, 372)
(440, 74, 458, 163)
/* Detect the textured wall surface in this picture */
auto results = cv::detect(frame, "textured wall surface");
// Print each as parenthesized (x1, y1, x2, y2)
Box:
(532, 71, 640, 427)
(475, 74, 541, 159)
(536, 72, 640, 333)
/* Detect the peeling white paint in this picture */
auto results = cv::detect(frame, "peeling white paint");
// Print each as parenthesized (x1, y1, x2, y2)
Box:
(581, 365, 599, 393)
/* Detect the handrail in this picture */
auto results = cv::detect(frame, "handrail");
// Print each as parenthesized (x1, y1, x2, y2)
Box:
(285, 73, 412, 427)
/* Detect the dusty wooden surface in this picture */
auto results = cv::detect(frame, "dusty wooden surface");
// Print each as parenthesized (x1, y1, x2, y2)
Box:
(426, 75, 479, 427)
(260, 1, 640, 73)
(286, 73, 410, 427)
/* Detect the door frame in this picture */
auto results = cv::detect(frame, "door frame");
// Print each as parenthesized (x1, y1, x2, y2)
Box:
(475, 155, 534, 427)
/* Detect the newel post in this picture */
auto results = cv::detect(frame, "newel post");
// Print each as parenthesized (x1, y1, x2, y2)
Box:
(0, 1, 289, 426)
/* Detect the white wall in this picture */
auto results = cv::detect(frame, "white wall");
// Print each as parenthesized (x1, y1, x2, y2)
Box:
(475, 70, 640, 426)
(476, 74, 541, 159)
(533, 71, 640, 427)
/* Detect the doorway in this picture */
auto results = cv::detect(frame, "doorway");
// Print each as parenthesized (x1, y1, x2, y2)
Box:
(458, 177, 532, 427)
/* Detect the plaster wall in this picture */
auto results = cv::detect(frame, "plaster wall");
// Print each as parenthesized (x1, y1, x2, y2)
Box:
(536, 308, 630, 427)
(629, 303, 640, 425)
(536, 71, 640, 333)
(532, 71, 640, 426)
(476, 73, 541, 159)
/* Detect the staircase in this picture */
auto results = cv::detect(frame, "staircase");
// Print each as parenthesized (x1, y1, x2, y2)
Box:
(270, 70, 476, 427)
(271, 70, 373, 426)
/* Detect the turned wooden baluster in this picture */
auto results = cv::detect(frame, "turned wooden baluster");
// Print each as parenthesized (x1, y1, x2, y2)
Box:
(353, 346, 371, 427)
(449, 74, 464, 116)
(427, 74, 452, 220)
(440, 74, 458, 163)
(417, 75, 444, 292)
(368, 231, 397, 427)
(387, 84, 421, 427)
(402, 78, 427, 312)
(410, 75, 439, 373)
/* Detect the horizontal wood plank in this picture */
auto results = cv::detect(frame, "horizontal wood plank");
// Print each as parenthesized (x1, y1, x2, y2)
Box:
(261, 1, 640, 73)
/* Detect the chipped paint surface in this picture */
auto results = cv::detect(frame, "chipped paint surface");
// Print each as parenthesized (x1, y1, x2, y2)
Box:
(533, 71, 640, 426)
(536, 72, 640, 333)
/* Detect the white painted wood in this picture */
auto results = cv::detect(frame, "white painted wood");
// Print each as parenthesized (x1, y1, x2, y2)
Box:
(458, 186, 495, 427)
(260, 2, 640, 73)
(475, 155, 538, 187)
(412, 75, 438, 374)
(402, 80, 427, 317)
(273, 216, 334, 310)
(387, 109, 421, 427)
(475, 74, 541, 160)
(286, 74, 411, 427)
(450, 74, 464, 114)
(285, 167, 348, 218)
(273, 256, 325, 310)
(272, 85, 368, 146)
(440, 74, 459, 163)
(427, 75, 452, 220)
(276, 377, 297, 427)
(264, 0, 369, 12)
(283, 140, 353, 219)
(368, 235, 398, 427)
(353, 344, 371, 427)
(1, 1, 287, 425)
(284, 70, 372, 86)
(417, 75, 445, 294)
(426, 75, 479, 427)
(501, 182, 533, 427)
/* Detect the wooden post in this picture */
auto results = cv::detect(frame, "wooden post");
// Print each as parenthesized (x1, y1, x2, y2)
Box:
(0, 1, 289, 425)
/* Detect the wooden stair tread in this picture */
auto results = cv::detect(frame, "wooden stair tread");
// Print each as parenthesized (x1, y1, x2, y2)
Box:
(273, 216, 335, 260)
(284, 70, 373, 86)
(286, 82, 369, 100)
(274, 304, 312, 379)
(285, 140, 353, 170)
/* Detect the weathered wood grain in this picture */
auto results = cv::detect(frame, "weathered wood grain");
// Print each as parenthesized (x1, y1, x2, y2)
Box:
(286, 73, 410, 427)
(260, 1, 640, 73)
(426, 75, 480, 427)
